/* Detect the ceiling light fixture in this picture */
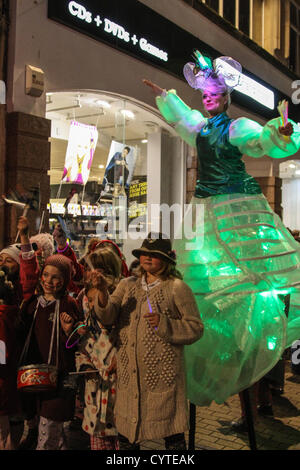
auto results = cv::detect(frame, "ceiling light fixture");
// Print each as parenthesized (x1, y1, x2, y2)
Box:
(96, 100, 111, 108)
(120, 109, 135, 119)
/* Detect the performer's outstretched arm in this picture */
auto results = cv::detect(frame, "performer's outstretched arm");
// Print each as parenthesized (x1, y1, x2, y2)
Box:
(143, 80, 206, 147)
(229, 116, 300, 158)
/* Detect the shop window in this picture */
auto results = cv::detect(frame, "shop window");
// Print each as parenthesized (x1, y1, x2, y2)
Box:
(252, 0, 263, 46)
(290, 2, 297, 27)
(289, 1, 300, 73)
(205, 0, 219, 13)
(289, 27, 297, 71)
(223, 0, 236, 26)
(239, 0, 250, 36)
(46, 92, 176, 258)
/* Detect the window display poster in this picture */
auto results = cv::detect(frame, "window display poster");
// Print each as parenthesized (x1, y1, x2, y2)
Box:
(62, 120, 98, 185)
(102, 140, 137, 188)
(128, 178, 147, 220)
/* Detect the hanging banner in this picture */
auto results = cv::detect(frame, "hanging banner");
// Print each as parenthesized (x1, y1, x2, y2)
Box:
(62, 120, 98, 184)
(102, 140, 137, 188)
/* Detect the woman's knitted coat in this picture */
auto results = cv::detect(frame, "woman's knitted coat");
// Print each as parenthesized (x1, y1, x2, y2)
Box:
(94, 276, 204, 443)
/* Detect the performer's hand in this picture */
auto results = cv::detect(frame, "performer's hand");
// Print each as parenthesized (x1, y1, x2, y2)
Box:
(143, 79, 165, 97)
(144, 312, 160, 329)
(279, 122, 293, 136)
(60, 312, 74, 336)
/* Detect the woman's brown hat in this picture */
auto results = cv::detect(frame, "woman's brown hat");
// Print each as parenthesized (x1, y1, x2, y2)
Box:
(132, 232, 176, 265)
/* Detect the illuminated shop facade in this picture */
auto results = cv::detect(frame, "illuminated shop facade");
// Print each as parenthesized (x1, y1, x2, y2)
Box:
(5, 0, 300, 260)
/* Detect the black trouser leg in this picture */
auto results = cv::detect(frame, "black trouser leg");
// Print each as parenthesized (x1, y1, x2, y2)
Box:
(118, 434, 140, 450)
(164, 433, 186, 450)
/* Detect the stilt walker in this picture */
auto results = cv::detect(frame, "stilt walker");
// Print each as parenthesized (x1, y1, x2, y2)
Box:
(144, 50, 300, 444)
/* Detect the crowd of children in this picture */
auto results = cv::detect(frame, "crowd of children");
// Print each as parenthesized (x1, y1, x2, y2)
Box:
(0, 217, 204, 450)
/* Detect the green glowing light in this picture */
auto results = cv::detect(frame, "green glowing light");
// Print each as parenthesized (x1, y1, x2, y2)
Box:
(267, 336, 277, 351)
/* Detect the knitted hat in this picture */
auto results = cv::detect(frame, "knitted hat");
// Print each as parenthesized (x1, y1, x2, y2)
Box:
(42, 254, 72, 288)
(30, 233, 55, 259)
(132, 233, 176, 265)
(0, 244, 21, 265)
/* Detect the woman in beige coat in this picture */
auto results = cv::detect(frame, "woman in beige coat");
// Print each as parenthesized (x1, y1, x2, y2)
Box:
(91, 233, 204, 450)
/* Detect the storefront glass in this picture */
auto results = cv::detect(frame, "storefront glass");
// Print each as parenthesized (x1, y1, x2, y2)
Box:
(46, 90, 178, 260)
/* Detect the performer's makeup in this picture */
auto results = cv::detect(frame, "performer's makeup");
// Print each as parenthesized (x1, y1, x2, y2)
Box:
(202, 85, 228, 116)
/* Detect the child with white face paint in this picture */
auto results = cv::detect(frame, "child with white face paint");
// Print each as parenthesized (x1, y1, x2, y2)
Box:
(19, 254, 82, 450)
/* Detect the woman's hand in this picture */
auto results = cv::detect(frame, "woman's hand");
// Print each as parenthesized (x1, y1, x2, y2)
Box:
(90, 270, 109, 307)
(279, 122, 293, 137)
(143, 79, 165, 97)
(144, 312, 160, 329)
(90, 270, 108, 290)
(60, 312, 74, 336)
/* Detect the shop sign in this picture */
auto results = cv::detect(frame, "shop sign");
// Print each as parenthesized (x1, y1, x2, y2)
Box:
(48, 0, 294, 119)
(129, 179, 147, 220)
(67, 1, 168, 62)
(50, 202, 65, 214)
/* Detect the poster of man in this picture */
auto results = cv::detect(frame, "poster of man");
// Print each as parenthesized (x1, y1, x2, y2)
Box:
(102, 141, 136, 189)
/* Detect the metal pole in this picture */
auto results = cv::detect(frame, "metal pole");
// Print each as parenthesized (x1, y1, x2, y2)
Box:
(242, 388, 258, 451)
(188, 402, 196, 450)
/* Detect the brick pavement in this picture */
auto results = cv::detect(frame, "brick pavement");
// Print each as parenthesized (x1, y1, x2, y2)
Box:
(141, 368, 300, 451)
(13, 366, 300, 451)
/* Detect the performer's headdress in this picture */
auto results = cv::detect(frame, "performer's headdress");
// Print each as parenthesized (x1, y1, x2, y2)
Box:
(183, 50, 242, 94)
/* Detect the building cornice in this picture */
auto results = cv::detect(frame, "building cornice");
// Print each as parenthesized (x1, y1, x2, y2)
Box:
(182, 0, 300, 81)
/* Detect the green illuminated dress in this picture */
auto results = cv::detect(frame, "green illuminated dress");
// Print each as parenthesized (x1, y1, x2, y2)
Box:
(156, 90, 300, 405)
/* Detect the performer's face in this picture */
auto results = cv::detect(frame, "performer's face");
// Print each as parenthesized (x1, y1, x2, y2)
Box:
(139, 253, 164, 274)
(202, 86, 228, 116)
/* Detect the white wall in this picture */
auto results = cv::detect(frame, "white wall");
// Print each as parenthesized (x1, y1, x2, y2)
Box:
(282, 179, 300, 230)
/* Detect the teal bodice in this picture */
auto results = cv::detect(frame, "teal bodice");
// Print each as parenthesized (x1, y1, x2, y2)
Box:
(195, 112, 262, 198)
